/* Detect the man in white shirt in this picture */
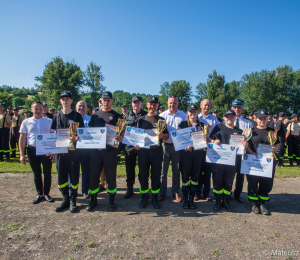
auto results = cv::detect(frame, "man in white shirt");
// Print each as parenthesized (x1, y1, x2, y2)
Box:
(158, 96, 187, 202)
(196, 99, 220, 201)
(231, 99, 253, 203)
(19, 101, 55, 204)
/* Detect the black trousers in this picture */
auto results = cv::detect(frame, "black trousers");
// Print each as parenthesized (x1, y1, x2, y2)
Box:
(89, 147, 118, 194)
(0, 128, 10, 158)
(234, 155, 244, 197)
(125, 149, 137, 187)
(196, 150, 211, 196)
(28, 146, 52, 195)
(275, 136, 285, 160)
(10, 126, 20, 153)
(138, 147, 163, 193)
(287, 136, 300, 160)
(180, 149, 203, 193)
(55, 150, 80, 195)
(212, 164, 236, 195)
(80, 149, 90, 194)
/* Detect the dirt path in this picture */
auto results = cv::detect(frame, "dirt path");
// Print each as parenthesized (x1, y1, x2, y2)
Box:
(0, 173, 300, 260)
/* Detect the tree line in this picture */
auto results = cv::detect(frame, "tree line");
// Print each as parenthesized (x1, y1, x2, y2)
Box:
(1, 56, 299, 116)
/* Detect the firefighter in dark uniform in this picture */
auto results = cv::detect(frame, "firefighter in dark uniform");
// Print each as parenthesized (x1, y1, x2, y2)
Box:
(285, 114, 300, 166)
(245, 109, 279, 215)
(178, 104, 204, 210)
(134, 96, 169, 209)
(7, 106, 13, 116)
(10, 107, 24, 158)
(212, 110, 223, 123)
(158, 105, 165, 114)
(51, 92, 84, 213)
(0, 103, 12, 162)
(208, 110, 247, 212)
(122, 96, 147, 199)
(43, 103, 53, 119)
(86, 91, 123, 212)
(275, 112, 286, 167)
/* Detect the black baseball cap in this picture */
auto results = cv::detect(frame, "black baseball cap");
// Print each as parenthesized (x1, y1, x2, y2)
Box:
(273, 114, 278, 118)
(24, 110, 30, 113)
(256, 109, 268, 118)
(42, 103, 47, 106)
(223, 109, 236, 117)
(132, 96, 142, 102)
(232, 99, 244, 107)
(213, 110, 218, 113)
(147, 96, 158, 103)
(101, 91, 113, 99)
(121, 104, 127, 108)
(279, 112, 286, 117)
(158, 105, 164, 109)
(0, 103, 4, 106)
(60, 92, 72, 99)
(291, 113, 298, 119)
(49, 108, 55, 111)
(267, 112, 271, 115)
(13, 107, 18, 110)
(249, 113, 253, 116)
(7, 106, 12, 109)
(92, 107, 100, 112)
(187, 104, 198, 112)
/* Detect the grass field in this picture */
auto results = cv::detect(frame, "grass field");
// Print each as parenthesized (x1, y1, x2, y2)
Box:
(0, 151, 299, 178)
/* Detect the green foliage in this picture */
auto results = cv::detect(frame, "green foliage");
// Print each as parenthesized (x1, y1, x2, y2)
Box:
(13, 97, 25, 108)
(0, 91, 13, 107)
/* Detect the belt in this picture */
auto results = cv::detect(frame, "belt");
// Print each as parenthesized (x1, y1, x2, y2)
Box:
(163, 142, 173, 145)
(28, 145, 36, 149)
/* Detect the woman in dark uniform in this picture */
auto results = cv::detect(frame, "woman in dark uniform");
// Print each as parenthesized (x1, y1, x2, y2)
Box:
(208, 110, 248, 212)
(245, 109, 279, 215)
(178, 104, 204, 209)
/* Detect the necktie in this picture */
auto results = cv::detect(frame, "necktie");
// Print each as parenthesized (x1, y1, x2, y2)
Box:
(236, 119, 239, 129)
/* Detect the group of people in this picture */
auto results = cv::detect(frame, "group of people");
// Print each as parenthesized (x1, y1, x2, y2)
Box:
(1, 91, 299, 216)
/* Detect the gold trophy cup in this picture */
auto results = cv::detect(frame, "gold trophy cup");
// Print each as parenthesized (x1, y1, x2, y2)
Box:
(115, 118, 127, 146)
(69, 122, 79, 150)
(157, 119, 167, 146)
(202, 124, 211, 151)
(242, 128, 253, 154)
(267, 130, 278, 157)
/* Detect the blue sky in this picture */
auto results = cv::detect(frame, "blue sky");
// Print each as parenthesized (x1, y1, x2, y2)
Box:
(1, 0, 299, 97)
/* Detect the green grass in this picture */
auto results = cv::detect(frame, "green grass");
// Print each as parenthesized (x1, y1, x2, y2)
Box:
(1, 151, 299, 178)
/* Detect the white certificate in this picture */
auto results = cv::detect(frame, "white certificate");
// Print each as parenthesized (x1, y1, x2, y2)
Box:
(55, 129, 70, 148)
(170, 127, 194, 151)
(36, 134, 68, 155)
(191, 131, 207, 150)
(106, 124, 118, 146)
(240, 154, 273, 178)
(257, 144, 273, 157)
(76, 127, 106, 149)
(206, 143, 237, 166)
(122, 126, 145, 147)
(229, 135, 244, 155)
(145, 129, 159, 146)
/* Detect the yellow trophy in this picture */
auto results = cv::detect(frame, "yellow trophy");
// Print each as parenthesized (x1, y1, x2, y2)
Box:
(242, 128, 253, 154)
(69, 122, 79, 150)
(267, 130, 278, 157)
(157, 119, 167, 145)
(202, 124, 211, 151)
(115, 118, 127, 146)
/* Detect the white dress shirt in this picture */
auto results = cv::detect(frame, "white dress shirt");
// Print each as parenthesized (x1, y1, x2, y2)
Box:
(19, 116, 53, 147)
(235, 115, 253, 130)
(160, 109, 187, 143)
(198, 113, 220, 135)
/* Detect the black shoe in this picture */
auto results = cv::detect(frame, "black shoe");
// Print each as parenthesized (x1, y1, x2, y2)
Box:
(44, 195, 54, 202)
(222, 194, 234, 212)
(234, 196, 244, 203)
(86, 194, 97, 211)
(260, 200, 270, 215)
(182, 192, 189, 209)
(124, 186, 134, 199)
(139, 193, 148, 209)
(4, 156, 10, 162)
(108, 193, 116, 211)
(252, 200, 260, 214)
(70, 194, 77, 213)
(289, 159, 294, 167)
(33, 195, 44, 204)
(83, 193, 90, 199)
(55, 194, 70, 212)
(152, 194, 160, 209)
(189, 192, 196, 210)
(213, 194, 222, 211)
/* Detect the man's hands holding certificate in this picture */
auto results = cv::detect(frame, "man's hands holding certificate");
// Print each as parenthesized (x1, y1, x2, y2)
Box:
(114, 135, 123, 143)
(69, 136, 79, 143)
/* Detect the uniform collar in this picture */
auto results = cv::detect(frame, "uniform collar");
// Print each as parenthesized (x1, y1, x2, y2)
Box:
(33, 116, 46, 121)
(199, 113, 211, 118)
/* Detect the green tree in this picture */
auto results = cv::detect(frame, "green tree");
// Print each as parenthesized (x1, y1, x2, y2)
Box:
(0, 91, 13, 107)
(13, 97, 25, 108)
(35, 56, 83, 109)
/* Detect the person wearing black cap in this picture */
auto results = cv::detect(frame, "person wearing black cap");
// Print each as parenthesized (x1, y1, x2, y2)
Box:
(86, 91, 123, 212)
(212, 110, 222, 123)
(178, 104, 204, 209)
(43, 103, 53, 119)
(245, 109, 279, 215)
(7, 106, 13, 117)
(51, 92, 84, 213)
(285, 114, 300, 166)
(267, 112, 272, 126)
(252, 112, 257, 127)
(208, 109, 247, 212)
(158, 105, 165, 114)
(10, 107, 24, 158)
(0, 103, 12, 162)
(267, 114, 278, 129)
(121, 105, 128, 115)
(122, 96, 147, 199)
(248, 114, 253, 121)
(274, 112, 286, 167)
(133, 96, 169, 209)
(48, 108, 55, 117)
(92, 107, 99, 114)
(24, 110, 31, 119)
(231, 99, 253, 203)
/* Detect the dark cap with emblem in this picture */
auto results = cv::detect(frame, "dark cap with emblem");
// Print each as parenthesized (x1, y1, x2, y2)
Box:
(24, 110, 30, 113)
(223, 109, 236, 117)
(60, 92, 72, 99)
(42, 103, 47, 106)
(232, 99, 244, 107)
(267, 112, 271, 115)
(291, 113, 299, 119)
(158, 105, 164, 109)
(0, 103, 4, 106)
(101, 91, 113, 99)
(7, 106, 12, 109)
(13, 107, 19, 110)
(49, 108, 55, 111)
(273, 114, 278, 118)
(279, 112, 286, 117)
(213, 110, 218, 113)
(132, 96, 142, 102)
(187, 104, 198, 112)
(256, 109, 267, 118)
(92, 107, 100, 112)
(121, 104, 127, 108)
(147, 96, 158, 103)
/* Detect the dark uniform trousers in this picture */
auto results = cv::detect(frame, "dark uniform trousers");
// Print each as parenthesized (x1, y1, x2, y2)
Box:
(234, 155, 244, 196)
(275, 136, 285, 161)
(125, 149, 137, 187)
(180, 149, 203, 193)
(80, 149, 90, 194)
(10, 126, 20, 153)
(247, 162, 275, 201)
(89, 147, 118, 194)
(27, 146, 52, 196)
(0, 128, 10, 159)
(196, 151, 211, 197)
(287, 136, 300, 162)
(56, 150, 80, 195)
(138, 146, 163, 194)
(212, 164, 236, 195)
